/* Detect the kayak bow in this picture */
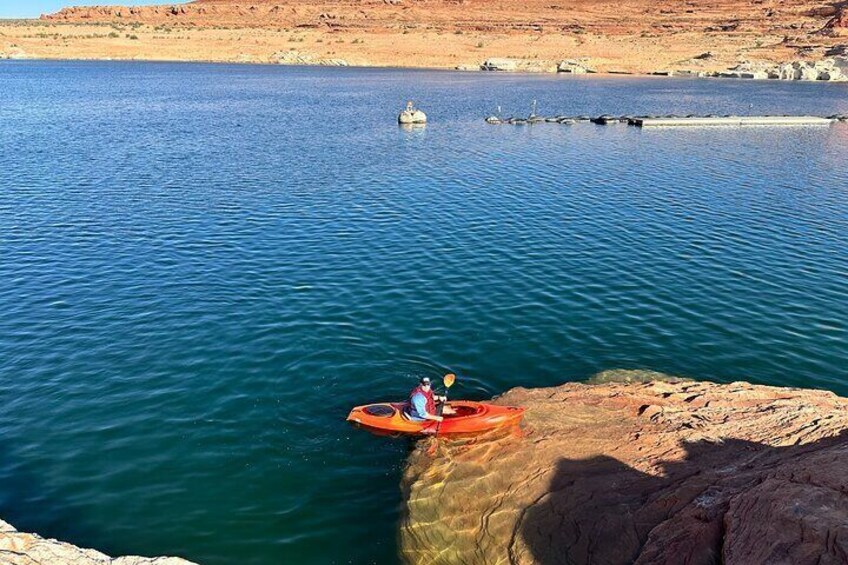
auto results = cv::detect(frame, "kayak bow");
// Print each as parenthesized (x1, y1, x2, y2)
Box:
(346, 401, 525, 436)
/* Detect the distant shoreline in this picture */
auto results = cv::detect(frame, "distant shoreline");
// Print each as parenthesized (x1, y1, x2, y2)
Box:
(5, 55, 848, 90)
(2, 8, 846, 80)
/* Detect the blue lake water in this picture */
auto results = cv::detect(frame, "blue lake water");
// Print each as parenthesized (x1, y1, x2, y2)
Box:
(0, 61, 847, 564)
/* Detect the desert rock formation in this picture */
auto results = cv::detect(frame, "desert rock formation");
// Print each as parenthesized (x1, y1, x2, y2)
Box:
(0, 0, 842, 72)
(37, 0, 848, 38)
(0, 519, 196, 565)
(400, 371, 848, 564)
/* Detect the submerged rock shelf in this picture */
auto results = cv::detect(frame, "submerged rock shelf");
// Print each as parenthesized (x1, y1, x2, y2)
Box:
(400, 371, 848, 564)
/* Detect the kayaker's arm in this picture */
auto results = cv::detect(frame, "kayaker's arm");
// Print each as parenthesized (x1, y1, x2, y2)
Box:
(411, 391, 443, 422)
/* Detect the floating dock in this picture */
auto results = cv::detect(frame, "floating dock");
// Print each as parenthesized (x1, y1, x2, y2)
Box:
(484, 113, 845, 127)
(632, 116, 834, 127)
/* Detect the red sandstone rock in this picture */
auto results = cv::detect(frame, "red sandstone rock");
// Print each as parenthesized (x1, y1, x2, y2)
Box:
(30, 0, 848, 70)
(38, 0, 847, 35)
(399, 371, 848, 564)
(827, 7, 848, 29)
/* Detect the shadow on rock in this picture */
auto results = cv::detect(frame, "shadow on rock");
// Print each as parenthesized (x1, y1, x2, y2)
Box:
(520, 431, 848, 565)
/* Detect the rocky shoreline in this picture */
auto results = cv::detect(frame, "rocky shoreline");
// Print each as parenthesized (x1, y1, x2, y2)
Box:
(4, 46, 848, 85)
(478, 55, 848, 81)
(0, 519, 195, 565)
(400, 371, 848, 564)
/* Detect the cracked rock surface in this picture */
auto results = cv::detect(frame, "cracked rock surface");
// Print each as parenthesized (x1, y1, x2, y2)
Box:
(0, 519, 196, 565)
(400, 370, 848, 564)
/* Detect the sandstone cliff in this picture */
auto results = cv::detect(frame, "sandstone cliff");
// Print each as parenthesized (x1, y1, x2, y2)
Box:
(1, 0, 838, 72)
(0, 519, 196, 565)
(37, 0, 848, 37)
(400, 371, 848, 564)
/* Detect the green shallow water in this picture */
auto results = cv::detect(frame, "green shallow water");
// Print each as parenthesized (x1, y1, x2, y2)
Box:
(0, 61, 847, 563)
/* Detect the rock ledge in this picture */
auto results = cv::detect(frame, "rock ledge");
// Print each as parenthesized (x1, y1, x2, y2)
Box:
(400, 371, 848, 564)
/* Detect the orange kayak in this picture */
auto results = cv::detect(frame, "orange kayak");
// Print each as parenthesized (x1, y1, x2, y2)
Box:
(346, 400, 525, 436)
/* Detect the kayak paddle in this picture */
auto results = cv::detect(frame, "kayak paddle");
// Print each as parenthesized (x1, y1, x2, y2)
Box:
(427, 373, 456, 451)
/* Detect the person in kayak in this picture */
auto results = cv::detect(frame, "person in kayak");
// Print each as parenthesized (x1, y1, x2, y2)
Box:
(406, 377, 455, 422)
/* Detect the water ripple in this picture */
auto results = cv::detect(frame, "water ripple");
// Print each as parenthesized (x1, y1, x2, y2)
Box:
(1, 61, 847, 564)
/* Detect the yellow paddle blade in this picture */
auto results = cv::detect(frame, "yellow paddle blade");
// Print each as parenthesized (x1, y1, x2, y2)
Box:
(443, 373, 456, 388)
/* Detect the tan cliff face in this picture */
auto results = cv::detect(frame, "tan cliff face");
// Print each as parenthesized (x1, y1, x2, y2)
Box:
(0, 0, 838, 72)
(400, 371, 848, 564)
(36, 0, 845, 35)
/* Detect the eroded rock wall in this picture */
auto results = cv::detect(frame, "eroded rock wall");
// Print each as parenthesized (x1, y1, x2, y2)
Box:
(20, 0, 847, 71)
(39, 0, 840, 37)
(400, 372, 848, 564)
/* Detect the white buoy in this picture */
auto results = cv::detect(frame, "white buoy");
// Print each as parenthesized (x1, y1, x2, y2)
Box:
(398, 100, 427, 124)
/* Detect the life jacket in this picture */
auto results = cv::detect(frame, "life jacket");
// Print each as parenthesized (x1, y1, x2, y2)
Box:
(409, 385, 436, 416)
